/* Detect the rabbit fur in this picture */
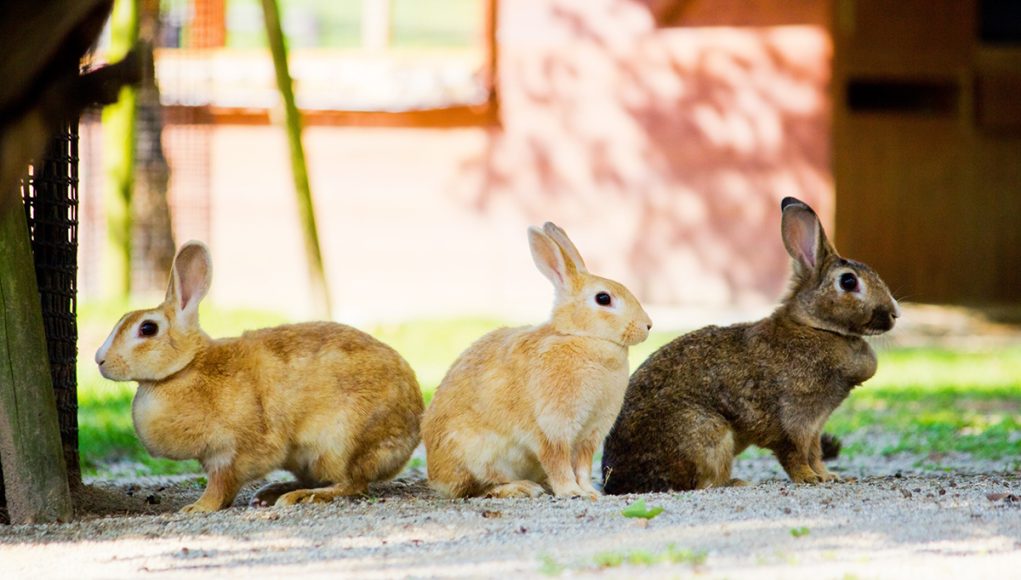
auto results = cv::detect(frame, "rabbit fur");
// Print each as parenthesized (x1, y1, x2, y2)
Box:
(95, 241, 424, 512)
(422, 222, 652, 499)
(601, 197, 899, 493)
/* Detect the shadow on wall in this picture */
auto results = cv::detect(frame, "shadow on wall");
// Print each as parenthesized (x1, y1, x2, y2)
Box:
(453, 0, 832, 308)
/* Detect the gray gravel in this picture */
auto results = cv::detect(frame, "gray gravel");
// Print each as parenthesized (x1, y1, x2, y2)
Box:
(2, 455, 1020, 579)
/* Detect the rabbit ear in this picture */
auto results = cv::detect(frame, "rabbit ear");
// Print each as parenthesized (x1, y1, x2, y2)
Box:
(528, 226, 574, 291)
(781, 197, 834, 273)
(542, 222, 588, 275)
(165, 241, 212, 326)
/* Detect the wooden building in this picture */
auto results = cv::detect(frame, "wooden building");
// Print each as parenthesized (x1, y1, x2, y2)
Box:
(833, 0, 1021, 305)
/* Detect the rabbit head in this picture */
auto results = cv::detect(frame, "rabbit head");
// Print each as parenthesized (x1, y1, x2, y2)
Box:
(529, 222, 652, 346)
(780, 197, 899, 337)
(95, 241, 213, 381)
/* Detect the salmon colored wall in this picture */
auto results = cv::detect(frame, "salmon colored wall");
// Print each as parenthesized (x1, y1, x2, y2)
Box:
(79, 0, 833, 325)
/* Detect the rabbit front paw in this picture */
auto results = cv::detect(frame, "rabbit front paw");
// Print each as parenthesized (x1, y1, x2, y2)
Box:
(180, 501, 217, 514)
(816, 471, 839, 483)
(578, 480, 602, 499)
(789, 465, 825, 484)
(552, 483, 599, 500)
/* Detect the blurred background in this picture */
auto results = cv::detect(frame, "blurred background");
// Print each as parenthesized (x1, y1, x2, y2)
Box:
(67, 0, 1021, 477)
(79, 0, 1021, 321)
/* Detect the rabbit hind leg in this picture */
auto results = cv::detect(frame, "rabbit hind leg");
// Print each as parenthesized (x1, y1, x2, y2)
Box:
(251, 481, 303, 507)
(685, 418, 739, 490)
(807, 432, 840, 482)
(272, 444, 370, 506)
(251, 479, 325, 507)
(275, 480, 368, 506)
(424, 450, 486, 498)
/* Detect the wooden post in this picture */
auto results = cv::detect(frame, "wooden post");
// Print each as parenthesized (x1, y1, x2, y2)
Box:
(260, 0, 332, 318)
(0, 202, 73, 524)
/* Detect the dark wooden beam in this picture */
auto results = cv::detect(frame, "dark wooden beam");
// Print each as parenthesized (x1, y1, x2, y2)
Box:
(0, 201, 73, 524)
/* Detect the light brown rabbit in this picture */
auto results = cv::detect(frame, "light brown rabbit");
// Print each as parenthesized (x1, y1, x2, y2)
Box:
(601, 197, 899, 493)
(95, 241, 423, 513)
(422, 223, 652, 500)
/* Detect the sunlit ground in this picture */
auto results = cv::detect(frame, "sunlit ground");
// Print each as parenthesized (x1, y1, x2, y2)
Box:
(77, 302, 1021, 478)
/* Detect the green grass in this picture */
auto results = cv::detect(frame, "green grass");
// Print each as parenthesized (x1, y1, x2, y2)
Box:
(825, 347, 1021, 460)
(541, 545, 707, 574)
(77, 304, 1021, 477)
(591, 545, 707, 569)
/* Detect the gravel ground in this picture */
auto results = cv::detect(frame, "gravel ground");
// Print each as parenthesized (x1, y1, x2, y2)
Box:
(2, 453, 1020, 579)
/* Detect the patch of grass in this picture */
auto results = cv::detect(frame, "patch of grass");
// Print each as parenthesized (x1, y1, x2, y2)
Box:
(790, 527, 810, 538)
(542, 545, 706, 574)
(591, 545, 707, 569)
(539, 554, 564, 576)
(825, 347, 1021, 460)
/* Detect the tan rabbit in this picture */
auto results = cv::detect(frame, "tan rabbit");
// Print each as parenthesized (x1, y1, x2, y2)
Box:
(601, 197, 899, 493)
(422, 223, 652, 499)
(95, 241, 423, 513)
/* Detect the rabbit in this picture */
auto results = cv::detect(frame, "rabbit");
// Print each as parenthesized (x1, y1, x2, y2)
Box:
(94, 241, 424, 513)
(422, 222, 652, 500)
(601, 197, 899, 493)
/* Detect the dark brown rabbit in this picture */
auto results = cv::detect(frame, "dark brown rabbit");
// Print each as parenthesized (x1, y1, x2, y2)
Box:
(601, 197, 899, 493)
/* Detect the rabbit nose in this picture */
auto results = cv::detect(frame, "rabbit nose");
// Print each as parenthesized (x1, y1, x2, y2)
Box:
(646, 323, 652, 331)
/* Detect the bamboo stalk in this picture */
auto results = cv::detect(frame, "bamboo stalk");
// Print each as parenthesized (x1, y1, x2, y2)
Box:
(259, 0, 332, 318)
(101, 0, 140, 299)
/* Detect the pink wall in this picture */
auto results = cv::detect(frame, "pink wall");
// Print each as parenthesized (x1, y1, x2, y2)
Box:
(481, 0, 832, 309)
(79, 0, 833, 325)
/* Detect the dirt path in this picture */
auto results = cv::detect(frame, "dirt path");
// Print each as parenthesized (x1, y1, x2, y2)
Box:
(3, 460, 1019, 579)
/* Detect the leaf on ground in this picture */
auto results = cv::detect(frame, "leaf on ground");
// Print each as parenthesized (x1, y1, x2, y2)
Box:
(621, 499, 664, 519)
(790, 526, 810, 538)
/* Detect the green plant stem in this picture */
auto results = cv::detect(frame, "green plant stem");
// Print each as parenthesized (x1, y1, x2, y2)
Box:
(101, 0, 140, 299)
(259, 0, 332, 318)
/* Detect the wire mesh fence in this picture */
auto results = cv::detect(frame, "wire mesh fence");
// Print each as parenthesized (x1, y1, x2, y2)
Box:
(22, 119, 82, 489)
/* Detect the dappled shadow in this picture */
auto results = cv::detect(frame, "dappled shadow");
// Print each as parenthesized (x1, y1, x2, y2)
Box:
(72, 473, 435, 519)
(452, 0, 832, 306)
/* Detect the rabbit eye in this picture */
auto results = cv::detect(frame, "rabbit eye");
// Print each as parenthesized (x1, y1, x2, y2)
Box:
(139, 320, 159, 337)
(595, 292, 612, 306)
(839, 273, 859, 292)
